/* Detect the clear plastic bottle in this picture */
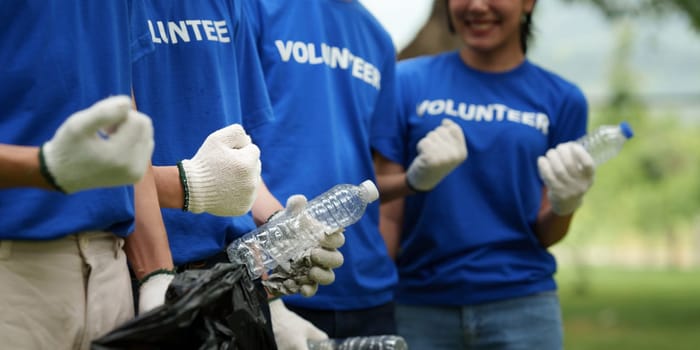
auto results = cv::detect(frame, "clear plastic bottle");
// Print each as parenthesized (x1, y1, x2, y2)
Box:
(308, 335, 408, 350)
(226, 180, 379, 278)
(577, 121, 634, 166)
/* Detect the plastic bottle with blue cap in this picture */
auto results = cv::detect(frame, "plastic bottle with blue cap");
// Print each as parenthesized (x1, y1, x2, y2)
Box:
(577, 121, 634, 166)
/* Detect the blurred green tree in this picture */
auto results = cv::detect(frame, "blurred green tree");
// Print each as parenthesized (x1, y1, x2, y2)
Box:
(572, 21, 700, 269)
(563, 0, 700, 32)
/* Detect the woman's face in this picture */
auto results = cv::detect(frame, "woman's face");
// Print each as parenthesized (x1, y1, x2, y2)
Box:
(448, 0, 535, 55)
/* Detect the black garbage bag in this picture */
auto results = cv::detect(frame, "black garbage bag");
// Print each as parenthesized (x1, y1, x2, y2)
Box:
(92, 263, 277, 350)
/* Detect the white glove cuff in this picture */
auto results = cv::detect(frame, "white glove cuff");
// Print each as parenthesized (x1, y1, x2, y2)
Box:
(39, 144, 68, 193)
(179, 158, 217, 213)
(550, 195, 583, 216)
(138, 270, 175, 314)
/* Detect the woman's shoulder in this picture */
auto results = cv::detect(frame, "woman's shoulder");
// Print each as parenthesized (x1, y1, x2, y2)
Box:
(524, 60, 585, 96)
(397, 51, 460, 74)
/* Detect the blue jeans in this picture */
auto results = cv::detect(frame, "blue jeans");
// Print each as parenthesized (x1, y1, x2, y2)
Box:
(396, 292, 563, 350)
(285, 302, 396, 338)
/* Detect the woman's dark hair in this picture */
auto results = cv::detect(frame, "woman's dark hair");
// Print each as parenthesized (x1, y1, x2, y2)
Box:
(445, 0, 535, 54)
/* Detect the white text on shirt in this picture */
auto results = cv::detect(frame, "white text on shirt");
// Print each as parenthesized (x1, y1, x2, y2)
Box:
(416, 99, 550, 135)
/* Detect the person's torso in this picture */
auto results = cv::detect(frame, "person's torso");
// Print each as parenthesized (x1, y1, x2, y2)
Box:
(246, 0, 399, 310)
(130, 0, 273, 263)
(388, 52, 588, 305)
(0, 1, 144, 239)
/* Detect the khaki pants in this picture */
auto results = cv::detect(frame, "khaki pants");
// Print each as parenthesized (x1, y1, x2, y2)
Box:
(0, 232, 134, 350)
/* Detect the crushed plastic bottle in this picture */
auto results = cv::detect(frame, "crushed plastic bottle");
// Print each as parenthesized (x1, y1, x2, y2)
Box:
(308, 335, 408, 350)
(227, 180, 379, 278)
(577, 121, 634, 166)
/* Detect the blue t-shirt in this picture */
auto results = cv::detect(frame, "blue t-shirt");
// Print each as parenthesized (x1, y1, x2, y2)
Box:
(131, 0, 273, 265)
(373, 52, 588, 306)
(246, 0, 400, 310)
(0, 1, 151, 240)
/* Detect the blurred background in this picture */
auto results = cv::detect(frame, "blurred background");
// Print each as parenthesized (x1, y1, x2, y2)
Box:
(363, 0, 700, 349)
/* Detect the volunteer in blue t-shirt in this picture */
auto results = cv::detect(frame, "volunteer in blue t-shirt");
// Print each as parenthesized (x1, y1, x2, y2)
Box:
(374, 0, 596, 349)
(129, 3, 345, 346)
(0, 2, 174, 349)
(244, 0, 407, 346)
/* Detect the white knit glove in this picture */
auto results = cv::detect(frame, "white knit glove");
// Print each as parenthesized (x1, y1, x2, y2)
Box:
(406, 118, 468, 192)
(537, 142, 595, 216)
(263, 195, 345, 297)
(40, 95, 154, 193)
(138, 272, 175, 315)
(179, 124, 261, 216)
(269, 299, 328, 350)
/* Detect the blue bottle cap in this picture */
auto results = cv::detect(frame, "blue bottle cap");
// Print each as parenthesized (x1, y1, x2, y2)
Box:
(619, 121, 634, 139)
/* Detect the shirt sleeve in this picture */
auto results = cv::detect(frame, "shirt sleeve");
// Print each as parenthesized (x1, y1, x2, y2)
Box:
(549, 83, 588, 147)
(371, 57, 409, 167)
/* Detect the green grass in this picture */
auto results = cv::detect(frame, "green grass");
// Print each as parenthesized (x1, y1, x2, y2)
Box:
(557, 267, 700, 350)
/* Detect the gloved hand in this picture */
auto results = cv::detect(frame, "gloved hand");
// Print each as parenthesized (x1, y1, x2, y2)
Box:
(138, 271, 175, 314)
(179, 124, 261, 216)
(406, 118, 468, 192)
(269, 298, 328, 350)
(40, 95, 154, 193)
(537, 142, 595, 216)
(263, 195, 345, 297)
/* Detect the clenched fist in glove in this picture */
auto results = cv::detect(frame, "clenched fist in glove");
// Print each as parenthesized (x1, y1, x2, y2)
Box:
(263, 195, 345, 297)
(178, 124, 261, 216)
(537, 142, 595, 216)
(40, 95, 154, 193)
(406, 118, 468, 192)
(269, 298, 328, 350)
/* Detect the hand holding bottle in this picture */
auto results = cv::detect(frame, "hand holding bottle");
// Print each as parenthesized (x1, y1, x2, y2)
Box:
(263, 195, 345, 297)
(227, 180, 376, 279)
(537, 142, 595, 215)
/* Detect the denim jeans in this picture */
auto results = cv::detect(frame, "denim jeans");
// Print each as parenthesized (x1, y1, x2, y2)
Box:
(285, 302, 396, 338)
(396, 292, 563, 350)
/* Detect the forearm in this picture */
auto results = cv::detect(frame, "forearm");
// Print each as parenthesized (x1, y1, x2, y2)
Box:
(125, 164, 174, 280)
(0, 144, 54, 190)
(373, 152, 413, 202)
(251, 179, 284, 226)
(375, 172, 415, 202)
(380, 197, 404, 260)
(534, 187, 574, 248)
(152, 165, 185, 209)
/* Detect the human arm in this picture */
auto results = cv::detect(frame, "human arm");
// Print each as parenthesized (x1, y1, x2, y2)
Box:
(535, 142, 595, 247)
(250, 180, 284, 226)
(124, 163, 175, 314)
(249, 184, 340, 349)
(0, 96, 153, 192)
(0, 145, 53, 190)
(533, 187, 575, 247)
(374, 152, 406, 259)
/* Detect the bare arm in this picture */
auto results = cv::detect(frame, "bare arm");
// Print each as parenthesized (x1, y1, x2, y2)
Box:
(0, 144, 54, 190)
(533, 187, 575, 248)
(380, 197, 404, 260)
(373, 152, 415, 202)
(152, 165, 185, 209)
(125, 163, 174, 280)
(374, 152, 407, 259)
(250, 179, 284, 226)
